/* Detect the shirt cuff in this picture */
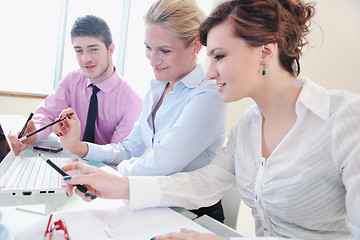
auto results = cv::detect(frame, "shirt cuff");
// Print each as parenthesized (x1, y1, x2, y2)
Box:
(84, 142, 125, 165)
(127, 176, 161, 211)
(83, 142, 101, 161)
(116, 159, 130, 176)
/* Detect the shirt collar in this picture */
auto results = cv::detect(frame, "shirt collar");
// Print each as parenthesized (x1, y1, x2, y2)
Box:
(86, 67, 120, 95)
(250, 77, 330, 121)
(295, 77, 330, 121)
(177, 64, 205, 89)
(149, 64, 205, 90)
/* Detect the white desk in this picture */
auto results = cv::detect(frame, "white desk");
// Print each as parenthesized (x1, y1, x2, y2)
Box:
(1, 197, 216, 240)
(0, 115, 242, 239)
(1, 194, 242, 240)
(0, 143, 212, 239)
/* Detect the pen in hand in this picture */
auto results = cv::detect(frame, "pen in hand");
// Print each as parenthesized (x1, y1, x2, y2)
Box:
(18, 112, 34, 139)
(38, 152, 87, 193)
(18, 113, 74, 142)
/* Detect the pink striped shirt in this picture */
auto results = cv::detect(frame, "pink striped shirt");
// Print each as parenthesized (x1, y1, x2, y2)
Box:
(33, 68, 142, 144)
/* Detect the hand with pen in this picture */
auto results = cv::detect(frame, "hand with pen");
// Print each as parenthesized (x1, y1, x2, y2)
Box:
(61, 161, 130, 201)
(61, 162, 226, 240)
(52, 108, 89, 158)
(8, 113, 37, 156)
(8, 111, 76, 156)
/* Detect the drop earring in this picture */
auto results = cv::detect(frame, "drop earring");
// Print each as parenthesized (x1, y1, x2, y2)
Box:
(262, 62, 266, 76)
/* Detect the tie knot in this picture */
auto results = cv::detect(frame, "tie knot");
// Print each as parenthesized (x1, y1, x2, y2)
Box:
(91, 84, 100, 94)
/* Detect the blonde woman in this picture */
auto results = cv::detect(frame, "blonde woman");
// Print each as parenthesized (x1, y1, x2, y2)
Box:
(55, 0, 227, 223)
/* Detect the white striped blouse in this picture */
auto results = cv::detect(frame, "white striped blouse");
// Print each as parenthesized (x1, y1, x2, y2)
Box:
(128, 77, 360, 239)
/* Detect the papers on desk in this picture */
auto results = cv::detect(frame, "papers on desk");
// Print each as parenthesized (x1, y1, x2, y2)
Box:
(15, 200, 212, 240)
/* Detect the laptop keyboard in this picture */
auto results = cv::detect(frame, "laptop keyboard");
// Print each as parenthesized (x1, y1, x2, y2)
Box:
(8, 157, 73, 190)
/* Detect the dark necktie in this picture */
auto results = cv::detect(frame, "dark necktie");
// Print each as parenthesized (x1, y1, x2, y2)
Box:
(83, 84, 100, 143)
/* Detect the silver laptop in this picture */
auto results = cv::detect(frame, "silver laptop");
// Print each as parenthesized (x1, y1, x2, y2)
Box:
(0, 123, 77, 197)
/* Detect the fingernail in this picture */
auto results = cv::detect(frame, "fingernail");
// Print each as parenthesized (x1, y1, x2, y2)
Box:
(59, 132, 63, 136)
(63, 176, 71, 181)
(66, 192, 69, 197)
(91, 195, 97, 200)
(150, 237, 156, 240)
(85, 193, 92, 197)
(67, 114, 71, 119)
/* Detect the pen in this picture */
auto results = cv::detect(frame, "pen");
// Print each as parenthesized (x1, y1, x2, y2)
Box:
(18, 113, 74, 142)
(18, 112, 34, 138)
(38, 152, 87, 193)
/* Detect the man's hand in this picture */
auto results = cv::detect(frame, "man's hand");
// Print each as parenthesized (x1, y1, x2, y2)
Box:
(8, 120, 37, 156)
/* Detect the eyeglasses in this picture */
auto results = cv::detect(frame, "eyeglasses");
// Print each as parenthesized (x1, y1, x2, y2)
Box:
(44, 214, 70, 240)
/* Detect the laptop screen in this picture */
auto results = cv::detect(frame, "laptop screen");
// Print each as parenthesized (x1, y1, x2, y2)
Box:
(0, 123, 11, 163)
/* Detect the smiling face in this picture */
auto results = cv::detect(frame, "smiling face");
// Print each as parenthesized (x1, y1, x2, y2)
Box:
(206, 21, 263, 103)
(72, 36, 114, 84)
(144, 23, 198, 84)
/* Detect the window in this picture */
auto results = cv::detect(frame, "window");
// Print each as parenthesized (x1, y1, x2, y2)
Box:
(1, 0, 213, 99)
(1, 0, 62, 94)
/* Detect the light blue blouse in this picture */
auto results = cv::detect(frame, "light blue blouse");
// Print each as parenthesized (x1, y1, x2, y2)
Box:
(84, 65, 227, 176)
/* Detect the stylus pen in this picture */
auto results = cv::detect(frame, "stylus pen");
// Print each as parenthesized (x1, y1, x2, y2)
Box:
(18, 112, 34, 139)
(38, 152, 87, 193)
(18, 113, 74, 142)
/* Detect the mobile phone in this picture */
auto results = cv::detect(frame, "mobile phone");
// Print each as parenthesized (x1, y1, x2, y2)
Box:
(33, 142, 63, 153)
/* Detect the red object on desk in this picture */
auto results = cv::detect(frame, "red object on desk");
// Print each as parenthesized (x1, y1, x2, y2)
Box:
(44, 214, 70, 240)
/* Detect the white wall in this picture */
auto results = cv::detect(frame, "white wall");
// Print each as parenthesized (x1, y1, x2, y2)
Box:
(0, 96, 43, 116)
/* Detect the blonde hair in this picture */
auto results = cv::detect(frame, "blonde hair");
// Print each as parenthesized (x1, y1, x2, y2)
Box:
(145, 0, 205, 47)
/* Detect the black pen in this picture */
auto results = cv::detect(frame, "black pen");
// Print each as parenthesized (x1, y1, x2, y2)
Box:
(38, 152, 87, 193)
(18, 113, 74, 142)
(18, 112, 34, 139)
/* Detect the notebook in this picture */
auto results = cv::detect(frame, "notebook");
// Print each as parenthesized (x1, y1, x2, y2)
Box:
(0, 123, 77, 197)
